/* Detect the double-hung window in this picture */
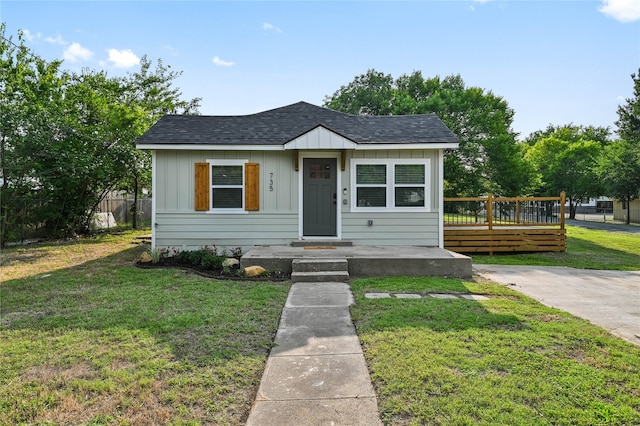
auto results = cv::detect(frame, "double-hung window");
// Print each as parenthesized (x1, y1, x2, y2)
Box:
(194, 160, 260, 212)
(352, 159, 430, 211)
(210, 160, 245, 210)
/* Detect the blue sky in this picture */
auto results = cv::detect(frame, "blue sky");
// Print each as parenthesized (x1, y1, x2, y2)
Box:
(1, 0, 639, 138)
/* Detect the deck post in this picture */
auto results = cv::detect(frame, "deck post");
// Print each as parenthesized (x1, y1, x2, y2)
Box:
(487, 194, 493, 230)
(487, 194, 493, 255)
(560, 192, 566, 230)
(515, 197, 521, 224)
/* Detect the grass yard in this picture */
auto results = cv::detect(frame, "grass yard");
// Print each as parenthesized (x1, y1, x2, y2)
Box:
(351, 277, 640, 425)
(471, 225, 640, 270)
(0, 231, 290, 425)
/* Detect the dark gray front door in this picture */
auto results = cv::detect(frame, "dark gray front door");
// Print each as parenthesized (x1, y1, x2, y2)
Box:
(303, 158, 337, 236)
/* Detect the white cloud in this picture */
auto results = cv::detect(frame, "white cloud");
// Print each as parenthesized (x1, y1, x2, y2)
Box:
(63, 43, 93, 62)
(212, 56, 235, 67)
(107, 48, 140, 68)
(21, 29, 41, 42)
(617, 95, 627, 104)
(599, 0, 640, 23)
(45, 35, 66, 45)
(263, 22, 282, 33)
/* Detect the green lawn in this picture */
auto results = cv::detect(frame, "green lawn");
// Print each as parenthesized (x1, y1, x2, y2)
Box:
(0, 232, 290, 425)
(2, 230, 639, 425)
(471, 225, 640, 270)
(351, 277, 640, 426)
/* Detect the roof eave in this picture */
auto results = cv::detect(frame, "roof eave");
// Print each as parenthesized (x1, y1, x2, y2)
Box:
(136, 143, 286, 151)
(136, 141, 459, 151)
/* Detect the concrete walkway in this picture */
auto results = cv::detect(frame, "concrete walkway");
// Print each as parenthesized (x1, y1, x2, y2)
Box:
(474, 264, 640, 345)
(246, 282, 383, 425)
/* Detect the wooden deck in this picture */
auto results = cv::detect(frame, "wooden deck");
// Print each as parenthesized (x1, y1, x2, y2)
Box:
(444, 227, 566, 254)
(443, 194, 566, 255)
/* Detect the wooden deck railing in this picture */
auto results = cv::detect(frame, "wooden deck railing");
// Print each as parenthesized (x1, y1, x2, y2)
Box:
(443, 193, 566, 254)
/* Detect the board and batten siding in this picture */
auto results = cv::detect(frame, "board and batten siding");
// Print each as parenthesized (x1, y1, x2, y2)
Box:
(153, 148, 443, 250)
(340, 149, 441, 246)
(154, 150, 299, 251)
(341, 212, 440, 246)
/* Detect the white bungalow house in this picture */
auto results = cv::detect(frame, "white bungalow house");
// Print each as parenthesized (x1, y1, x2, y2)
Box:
(136, 102, 460, 253)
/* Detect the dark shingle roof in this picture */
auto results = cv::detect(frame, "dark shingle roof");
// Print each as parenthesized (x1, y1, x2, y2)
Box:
(136, 101, 459, 146)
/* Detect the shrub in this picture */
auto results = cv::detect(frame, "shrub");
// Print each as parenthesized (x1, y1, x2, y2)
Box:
(201, 253, 225, 270)
(174, 248, 226, 270)
(175, 250, 204, 265)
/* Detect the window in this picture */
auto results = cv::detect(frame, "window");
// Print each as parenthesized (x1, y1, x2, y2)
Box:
(394, 164, 425, 207)
(194, 160, 259, 212)
(211, 163, 244, 209)
(356, 164, 386, 207)
(352, 159, 430, 211)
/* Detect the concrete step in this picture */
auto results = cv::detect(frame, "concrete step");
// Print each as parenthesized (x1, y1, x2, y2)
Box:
(291, 271, 350, 283)
(291, 240, 353, 247)
(292, 258, 348, 273)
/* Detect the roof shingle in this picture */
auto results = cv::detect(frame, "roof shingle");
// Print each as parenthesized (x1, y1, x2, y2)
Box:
(136, 101, 459, 146)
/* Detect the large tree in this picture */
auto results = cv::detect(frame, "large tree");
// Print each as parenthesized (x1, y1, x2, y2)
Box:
(597, 140, 640, 224)
(598, 69, 640, 224)
(324, 70, 534, 197)
(617, 69, 640, 143)
(524, 132, 604, 219)
(0, 24, 200, 244)
(0, 25, 67, 243)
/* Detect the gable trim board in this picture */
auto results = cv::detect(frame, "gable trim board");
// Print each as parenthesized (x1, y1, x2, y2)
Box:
(138, 102, 459, 251)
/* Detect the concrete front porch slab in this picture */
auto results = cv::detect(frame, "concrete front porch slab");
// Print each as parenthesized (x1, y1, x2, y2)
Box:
(241, 245, 472, 279)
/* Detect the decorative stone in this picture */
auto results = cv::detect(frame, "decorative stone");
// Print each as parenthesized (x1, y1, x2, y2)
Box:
(364, 293, 391, 299)
(222, 258, 240, 268)
(429, 294, 459, 299)
(460, 294, 490, 301)
(394, 293, 422, 299)
(244, 265, 267, 277)
(139, 252, 152, 263)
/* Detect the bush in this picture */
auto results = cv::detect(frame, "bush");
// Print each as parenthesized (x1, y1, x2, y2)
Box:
(175, 250, 205, 265)
(174, 248, 225, 270)
(201, 253, 224, 270)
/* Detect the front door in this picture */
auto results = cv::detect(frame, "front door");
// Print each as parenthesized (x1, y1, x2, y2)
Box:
(303, 158, 337, 236)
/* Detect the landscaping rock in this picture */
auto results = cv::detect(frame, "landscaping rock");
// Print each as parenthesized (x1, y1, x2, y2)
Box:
(222, 258, 240, 268)
(244, 265, 266, 277)
(139, 251, 153, 263)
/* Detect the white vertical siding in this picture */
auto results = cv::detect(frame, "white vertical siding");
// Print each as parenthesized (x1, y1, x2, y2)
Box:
(153, 148, 442, 249)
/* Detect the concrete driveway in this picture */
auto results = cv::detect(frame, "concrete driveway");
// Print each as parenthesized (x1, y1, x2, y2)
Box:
(474, 264, 640, 345)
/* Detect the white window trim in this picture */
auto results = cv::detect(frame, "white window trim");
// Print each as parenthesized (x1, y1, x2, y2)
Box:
(350, 158, 431, 212)
(206, 159, 248, 214)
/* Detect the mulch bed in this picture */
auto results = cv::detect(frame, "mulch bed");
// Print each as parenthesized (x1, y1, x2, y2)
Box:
(135, 257, 290, 281)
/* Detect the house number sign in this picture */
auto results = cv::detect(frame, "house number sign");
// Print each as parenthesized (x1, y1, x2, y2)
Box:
(269, 172, 274, 192)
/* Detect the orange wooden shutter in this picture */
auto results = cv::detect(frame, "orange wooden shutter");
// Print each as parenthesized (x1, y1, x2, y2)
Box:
(245, 162, 259, 211)
(194, 162, 210, 211)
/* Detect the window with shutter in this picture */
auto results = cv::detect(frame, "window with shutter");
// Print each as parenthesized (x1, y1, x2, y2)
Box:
(195, 160, 259, 212)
